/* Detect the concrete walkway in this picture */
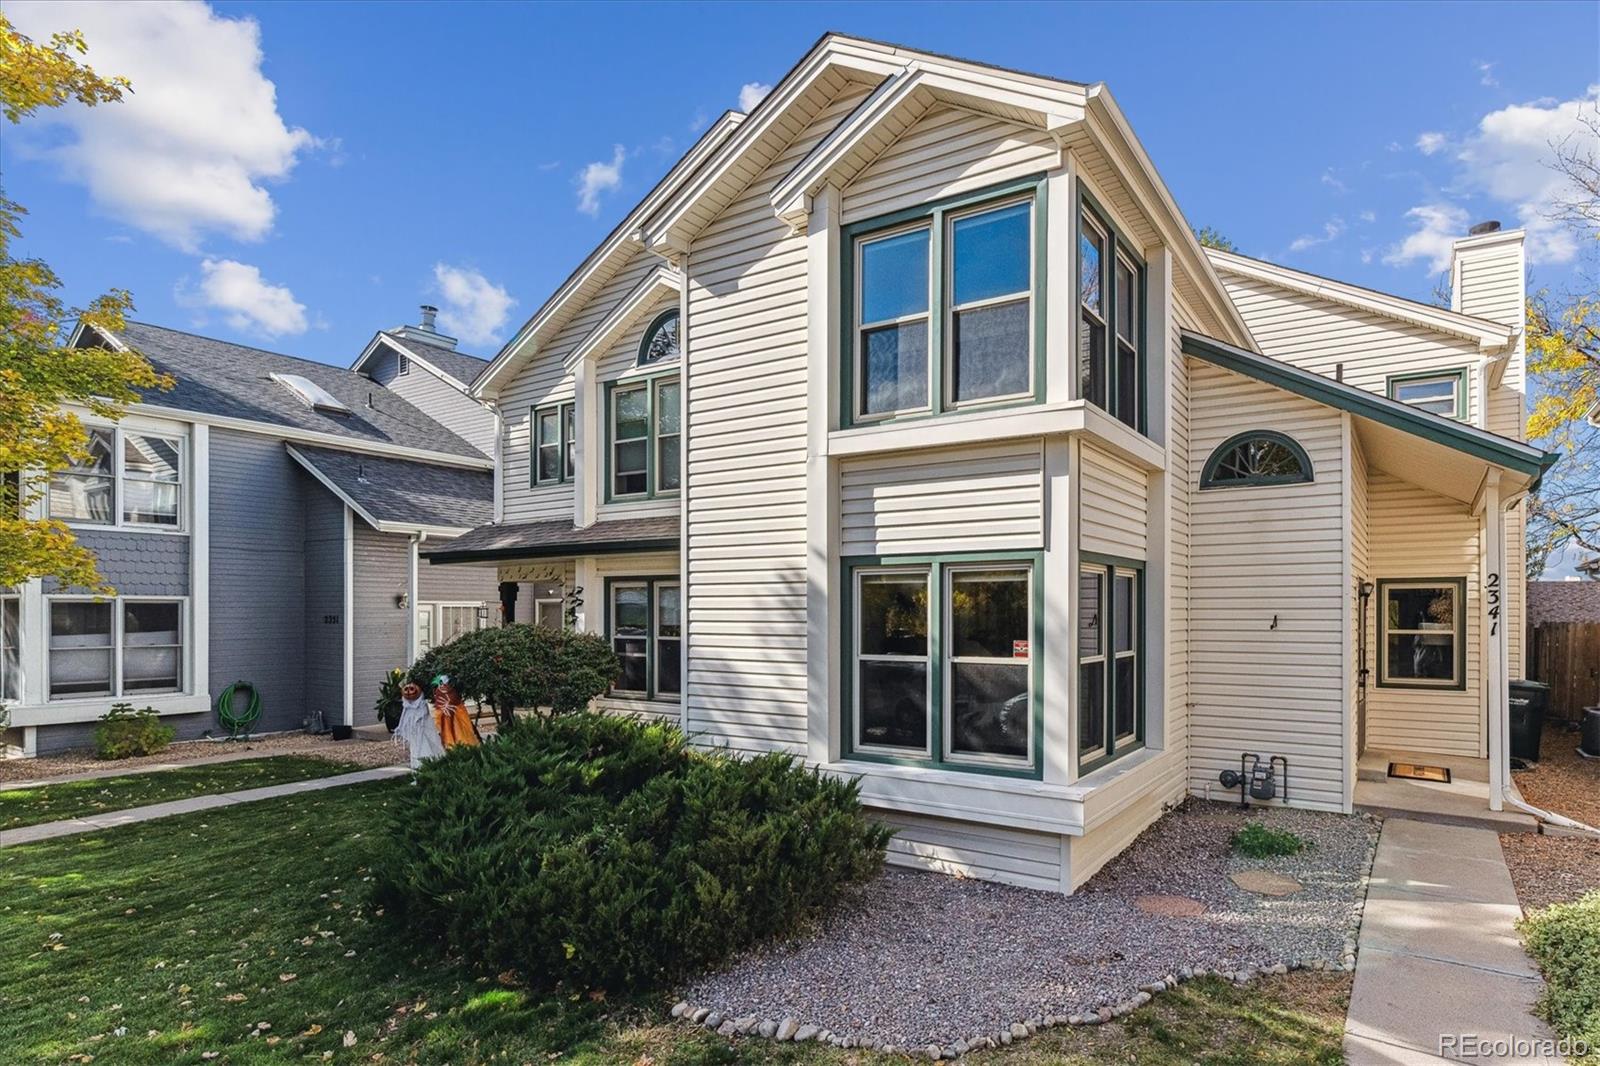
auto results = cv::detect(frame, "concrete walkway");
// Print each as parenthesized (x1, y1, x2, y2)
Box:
(0, 765, 409, 847)
(1344, 817, 1558, 1065)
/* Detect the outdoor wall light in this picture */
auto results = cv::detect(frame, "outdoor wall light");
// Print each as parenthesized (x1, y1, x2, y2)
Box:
(396, 591, 408, 610)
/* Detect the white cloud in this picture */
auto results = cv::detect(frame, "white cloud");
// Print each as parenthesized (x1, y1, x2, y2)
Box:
(1320, 169, 1347, 193)
(179, 259, 308, 336)
(1288, 216, 1346, 253)
(1359, 210, 1377, 223)
(433, 264, 516, 347)
(1360, 248, 1375, 264)
(1477, 60, 1499, 88)
(1382, 203, 1469, 272)
(738, 82, 772, 113)
(1415, 131, 1448, 155)
(6, 1, 316, 252)
(575, 145, 625, 216)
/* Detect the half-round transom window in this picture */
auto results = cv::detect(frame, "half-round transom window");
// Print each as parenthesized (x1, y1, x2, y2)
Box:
(1200, 430, 1314, 489)
(638, 309, 680, 366)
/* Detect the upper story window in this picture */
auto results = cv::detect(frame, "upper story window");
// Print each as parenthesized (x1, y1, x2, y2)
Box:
(638, 309, 680, 367)
(49, 426, 184, 529)
(532, 401, 575, 486)
(1077, 195, 1144, 431)
(1200, 431, 1314, 489)
(608, 376, 680, 500)
(1389, 369, 1465, 420)
(845, 178, 1045, 426)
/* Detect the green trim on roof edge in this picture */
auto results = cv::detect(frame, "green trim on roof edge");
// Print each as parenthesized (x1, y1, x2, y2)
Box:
(1180, 331, 1559, 480)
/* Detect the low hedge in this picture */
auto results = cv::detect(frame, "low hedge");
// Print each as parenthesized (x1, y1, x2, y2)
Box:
(372, 713, 890, 993)
(406, 623, 619, 728)
(1519, 890, 1600, 1059)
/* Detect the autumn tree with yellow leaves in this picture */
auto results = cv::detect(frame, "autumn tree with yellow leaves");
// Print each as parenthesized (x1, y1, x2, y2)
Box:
(0, 14, 170, 591)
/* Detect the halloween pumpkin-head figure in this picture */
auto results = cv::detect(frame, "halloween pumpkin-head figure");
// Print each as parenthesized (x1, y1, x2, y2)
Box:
(401, 681, 423, 702)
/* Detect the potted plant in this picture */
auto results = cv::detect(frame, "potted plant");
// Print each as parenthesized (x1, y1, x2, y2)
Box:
(375, 668, 405, 733)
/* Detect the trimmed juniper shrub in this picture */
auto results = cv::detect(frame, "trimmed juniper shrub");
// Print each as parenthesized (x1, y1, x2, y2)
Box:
(372, 713, 890, 994)
(406, 623, 619, 728)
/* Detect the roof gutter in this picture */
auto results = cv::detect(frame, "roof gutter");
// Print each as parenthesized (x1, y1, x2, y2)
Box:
(422, 537, 680, 565)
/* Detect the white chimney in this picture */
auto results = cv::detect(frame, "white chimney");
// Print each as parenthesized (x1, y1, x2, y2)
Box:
(1450, 224, 1525, 436)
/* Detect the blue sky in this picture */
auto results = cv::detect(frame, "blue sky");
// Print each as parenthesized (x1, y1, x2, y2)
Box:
(7, 1, 1596, 364)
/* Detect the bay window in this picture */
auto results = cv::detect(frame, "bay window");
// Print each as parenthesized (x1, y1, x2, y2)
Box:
(608, 377, 679, 500)
(846, 178, 1044, 425)
(1077, 194, 1145, 431)
(607, 578, 680, 700)
(1078, 559, 1142, 772)
(847, 554, 1040, 776)
(49, 425, 184, 528)
(1378, 579, 1464, 689)
(47, 597, 186, 701)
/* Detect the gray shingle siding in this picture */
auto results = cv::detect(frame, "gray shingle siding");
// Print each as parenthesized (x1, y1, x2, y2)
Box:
(303, 485, 347, 727)
(42, 531, 190, 596)
(208, 430, 309, 735)
(350, 523, 408, 721)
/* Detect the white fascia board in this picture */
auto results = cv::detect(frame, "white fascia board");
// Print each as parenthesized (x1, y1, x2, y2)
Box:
(562, 266, 681, 372)
(124, 401, 494, 469)
(376, 521, 474, 538)
(1207, 249, 1515, 350)
(353, 332, 475, 394)
(68, 320, 129, 352)
(472, 111, 745, 400)
(1081, 88, 1258, 351)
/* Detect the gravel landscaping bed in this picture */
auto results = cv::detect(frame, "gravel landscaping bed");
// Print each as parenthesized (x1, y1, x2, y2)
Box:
(1501, 835, 1600, 911)
(1512, 722, 1600, 827)
(677, 799, 1377, 1054)
(0, 731, 403, 784)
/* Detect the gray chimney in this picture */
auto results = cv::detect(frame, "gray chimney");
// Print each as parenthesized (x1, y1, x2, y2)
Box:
(1467, 220, 1501, 236)
(419, 304, 439, 331)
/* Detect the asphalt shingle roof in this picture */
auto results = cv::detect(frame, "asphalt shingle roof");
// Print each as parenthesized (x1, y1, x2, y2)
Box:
(104, 321, 487, 460)
(421, 516, 680, 563)
(290, 444, 493, 529)
(1530, 581, 1600, 626)
(382, 332, 490, 387)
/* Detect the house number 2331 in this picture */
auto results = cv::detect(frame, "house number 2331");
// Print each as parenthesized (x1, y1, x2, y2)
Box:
(1485, 573, 1500, 637)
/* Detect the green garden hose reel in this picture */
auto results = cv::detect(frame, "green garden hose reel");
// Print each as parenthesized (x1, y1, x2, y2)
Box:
(216, 680, 262, 740)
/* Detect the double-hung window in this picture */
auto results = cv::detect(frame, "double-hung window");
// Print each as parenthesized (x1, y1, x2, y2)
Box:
(532, 401, 575, 486)
(1388, 370, 1466, 420)
(0, 595, 18, 703)
(608, 578, 680, 700)
(848, 179, 1044, 425)
(848, 554, 1040, 776)
(1378, 579, 1465, 689)
(608, 377, 679, 499)
(47, 598, 185, 701)
(1078, 560, 1142, 771)
(1077, 196, 1145, 431)
(49, 425, 184, 528)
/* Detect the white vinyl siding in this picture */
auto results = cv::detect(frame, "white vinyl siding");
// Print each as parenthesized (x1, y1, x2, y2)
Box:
(1186, 361, 1348, 812)
(1078, 444, 1148, 559)
(838, 441, 1043, 556)
(878, 810, 1063, 893)
(1363, 472, 1482, 756)
(1350, 430, 1370, 768)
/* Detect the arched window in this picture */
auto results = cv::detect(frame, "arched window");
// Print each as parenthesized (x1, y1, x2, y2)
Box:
(637, 309, 679, 366)
(1200, 430, 1313, 489)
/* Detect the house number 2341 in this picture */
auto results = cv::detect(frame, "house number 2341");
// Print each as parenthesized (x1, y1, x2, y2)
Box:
(1485, 573, 1500, 637)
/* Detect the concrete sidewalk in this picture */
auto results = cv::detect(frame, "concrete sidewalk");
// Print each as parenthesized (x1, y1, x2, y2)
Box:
(1344, 817, 1558, 1065)
(0, 765, 409, 847)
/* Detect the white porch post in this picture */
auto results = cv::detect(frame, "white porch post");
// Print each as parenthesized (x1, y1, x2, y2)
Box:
(804, 183, 841, 766)
(1483, 471, 1508, 812)
(406, 534, 420, 664)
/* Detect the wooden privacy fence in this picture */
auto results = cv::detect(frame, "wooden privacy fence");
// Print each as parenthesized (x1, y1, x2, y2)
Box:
(1530, 622, 1600, 725)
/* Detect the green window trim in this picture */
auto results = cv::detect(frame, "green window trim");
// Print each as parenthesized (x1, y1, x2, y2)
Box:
(1077, 551, 1145, 776)
(1199, 430, 1315, 489)
(530, 401, 575, 487)
(1075, 185, 1148, 435)
(838, 175, 1049, 429)
(1375, 577, 1468, 692)
(602, 575, 682, 701)
(841, 550, 1044, 780)
(603, 370, 681, 503)
(1387, 367, 1469, 421)
(637, 308, 681, 368)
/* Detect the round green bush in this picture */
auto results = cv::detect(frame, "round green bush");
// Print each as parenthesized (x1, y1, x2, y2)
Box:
(406, 623, 620, 728)
(372, 713, 890, 993)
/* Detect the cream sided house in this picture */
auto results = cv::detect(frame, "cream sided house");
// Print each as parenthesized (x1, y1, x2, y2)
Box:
(425, 34, 1558, 892)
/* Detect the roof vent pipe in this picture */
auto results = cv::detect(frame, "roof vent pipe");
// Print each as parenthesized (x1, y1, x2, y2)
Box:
(419, 304, 439, 331)
(1468, 220, 1502, 236)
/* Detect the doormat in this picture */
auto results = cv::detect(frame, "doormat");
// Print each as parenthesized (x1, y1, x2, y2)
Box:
(1388, 762, 1451, 783)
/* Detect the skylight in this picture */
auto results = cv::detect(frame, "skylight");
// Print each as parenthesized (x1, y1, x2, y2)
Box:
(270, 372, 351, 415)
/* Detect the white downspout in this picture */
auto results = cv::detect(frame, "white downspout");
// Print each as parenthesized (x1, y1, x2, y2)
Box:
(407, 533, 424, 664)
(1484, 471, 1507, 812)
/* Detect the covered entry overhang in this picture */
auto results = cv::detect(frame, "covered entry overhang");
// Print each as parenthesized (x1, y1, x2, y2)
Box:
(1183, 331, 1559, 815)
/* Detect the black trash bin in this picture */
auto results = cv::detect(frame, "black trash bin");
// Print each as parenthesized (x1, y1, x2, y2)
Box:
(1509, 680, 1549, 762)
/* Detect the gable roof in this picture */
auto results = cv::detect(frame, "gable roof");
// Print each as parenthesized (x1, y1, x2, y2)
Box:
(1207, 248, 1516, 350)
(372, 331, 490, 389)
(287, 444, 492, 535)
(1180, 329, 1556, 481)
(79, 321, 489, 465)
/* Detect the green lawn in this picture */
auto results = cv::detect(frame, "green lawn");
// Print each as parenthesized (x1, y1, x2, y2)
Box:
(0, 778, 1351, 1066)
(0, 755, 365, 830)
